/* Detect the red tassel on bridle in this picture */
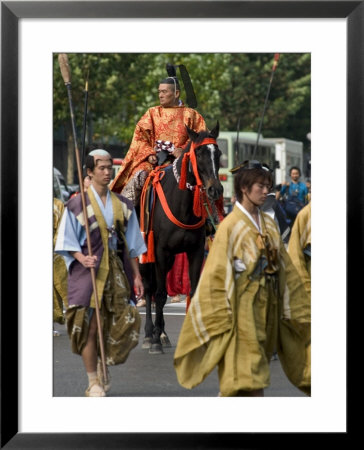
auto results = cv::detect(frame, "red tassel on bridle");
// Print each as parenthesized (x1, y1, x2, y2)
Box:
(215, 194, 226, 222)
(193, 187, 202, 218)
(188, 138, 216, 218)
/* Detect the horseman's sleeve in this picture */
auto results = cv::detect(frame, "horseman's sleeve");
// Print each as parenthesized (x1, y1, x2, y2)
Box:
(110, 109, 156, 193)
(189, 110, 207, 133)
(173, 221, 234, 389)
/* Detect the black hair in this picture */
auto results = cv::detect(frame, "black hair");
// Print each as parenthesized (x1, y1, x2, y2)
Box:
(290, 166, 301, 176)
(234, 166, 273, 203)
(159, 77, 181, 91)
(85, 150, 112, 172)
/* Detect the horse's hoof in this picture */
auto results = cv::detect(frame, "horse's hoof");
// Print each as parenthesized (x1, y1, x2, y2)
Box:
(160, 333, 172, 348)
(142, 337, 152, 349)
(149, 343, 164, 354)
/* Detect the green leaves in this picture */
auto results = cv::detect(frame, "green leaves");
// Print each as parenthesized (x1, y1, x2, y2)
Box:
(53, 52, 310, 153)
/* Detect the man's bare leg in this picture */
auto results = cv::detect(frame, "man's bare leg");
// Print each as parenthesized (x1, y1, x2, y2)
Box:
(82, 312, 105, 397)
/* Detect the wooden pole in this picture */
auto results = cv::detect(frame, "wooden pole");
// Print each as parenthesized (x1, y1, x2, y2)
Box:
(81, 70, 89, 171)
(253, 53, 280, 159)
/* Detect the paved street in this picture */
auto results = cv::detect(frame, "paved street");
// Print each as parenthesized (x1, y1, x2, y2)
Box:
(53, 298, 306, 398)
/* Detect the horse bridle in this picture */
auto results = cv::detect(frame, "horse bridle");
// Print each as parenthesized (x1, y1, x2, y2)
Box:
(172, 157, 194, 191)
(172, 137, 218, 191)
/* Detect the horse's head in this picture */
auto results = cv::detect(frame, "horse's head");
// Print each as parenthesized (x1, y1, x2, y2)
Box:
(185, 122, 224, 201)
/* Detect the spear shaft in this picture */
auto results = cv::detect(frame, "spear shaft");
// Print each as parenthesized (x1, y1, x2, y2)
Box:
(81, 71, 89, 171)
(253, 53, 280, 158)
(58, 53, 108, 386)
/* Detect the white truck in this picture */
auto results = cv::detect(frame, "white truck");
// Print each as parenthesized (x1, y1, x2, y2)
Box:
(216, 131, 304, 203)
(266, 137, 305, 185)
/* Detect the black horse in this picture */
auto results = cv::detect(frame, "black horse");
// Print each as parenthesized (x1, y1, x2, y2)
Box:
(141, 123, 223, 354)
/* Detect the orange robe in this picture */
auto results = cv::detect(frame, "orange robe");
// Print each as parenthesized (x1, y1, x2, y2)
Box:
(110, 104, 206, 193)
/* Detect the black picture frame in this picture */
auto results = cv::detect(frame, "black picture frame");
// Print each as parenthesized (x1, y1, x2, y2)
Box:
(1, 1, 357, 448)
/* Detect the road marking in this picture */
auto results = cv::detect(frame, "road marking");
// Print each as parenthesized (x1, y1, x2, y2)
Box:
(138, 312, 186, 316)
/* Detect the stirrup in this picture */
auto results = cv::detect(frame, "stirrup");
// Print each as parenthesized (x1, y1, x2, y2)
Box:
(85, 378, 106, 397)
(97, 359, 111, 393)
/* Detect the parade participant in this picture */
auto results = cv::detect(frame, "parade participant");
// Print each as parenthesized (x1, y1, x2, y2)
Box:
(53, 197, 68, 334)
(55, 149, 146, 397)
(109, 68, 206, 206)
(276, 166, 308, 223)
(174, 160, 311, 397)
(288, 201, 311, 296)
(111, 66, 207, 309)
(261, 188, 291, 244)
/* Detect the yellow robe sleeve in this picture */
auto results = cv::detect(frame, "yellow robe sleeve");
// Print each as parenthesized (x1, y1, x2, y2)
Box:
(288, 203, 311, 296)
(277, 237, 311, 395)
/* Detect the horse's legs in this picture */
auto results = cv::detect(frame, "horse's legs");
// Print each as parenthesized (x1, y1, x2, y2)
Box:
(149, 252, 174, 354)
(139, 263, 154, 349)
(186, 241, 205, 301)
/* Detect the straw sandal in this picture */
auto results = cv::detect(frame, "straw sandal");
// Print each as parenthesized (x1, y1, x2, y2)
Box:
(136, 298, 146, 307)
(85, 378, 106, 397)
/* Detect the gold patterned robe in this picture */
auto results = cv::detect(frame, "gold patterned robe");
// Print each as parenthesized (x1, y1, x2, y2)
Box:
(53, 198, 68, 323)
(110, 104, 206, 194)
(288, 202, 311, 296)
(174, 205, 311, 396)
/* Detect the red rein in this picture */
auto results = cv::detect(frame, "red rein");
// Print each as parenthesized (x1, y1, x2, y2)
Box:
(140, 138, 220, 263)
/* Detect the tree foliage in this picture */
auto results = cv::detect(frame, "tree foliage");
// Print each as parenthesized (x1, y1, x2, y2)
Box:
(54, 52, 310, 159)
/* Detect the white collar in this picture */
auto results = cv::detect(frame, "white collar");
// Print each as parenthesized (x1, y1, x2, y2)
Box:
(90, 184, 111, 208)
(90, 184, 110, 199)
(236, 201, 262, 233)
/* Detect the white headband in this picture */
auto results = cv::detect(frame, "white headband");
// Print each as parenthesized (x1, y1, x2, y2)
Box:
(89, 149, 111, 157)
(166, 77, 178, 96)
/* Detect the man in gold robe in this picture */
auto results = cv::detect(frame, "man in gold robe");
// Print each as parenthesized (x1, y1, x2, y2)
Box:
(288, 201, 311, 296)
(53, 197, 68, 327)
(110, 73, 206, 205)
(174, 161, 311, 396)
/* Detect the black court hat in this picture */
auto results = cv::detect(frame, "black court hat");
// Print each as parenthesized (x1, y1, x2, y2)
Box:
(230, 160, 271, 174)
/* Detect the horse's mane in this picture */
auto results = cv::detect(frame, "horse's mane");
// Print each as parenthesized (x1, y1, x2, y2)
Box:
(183, 129, 213, 153)
(194, 129, 213, 143)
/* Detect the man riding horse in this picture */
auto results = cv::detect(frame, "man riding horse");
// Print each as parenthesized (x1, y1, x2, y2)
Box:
(110, 64, 207, 207)
(140, 124, 224, 353)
